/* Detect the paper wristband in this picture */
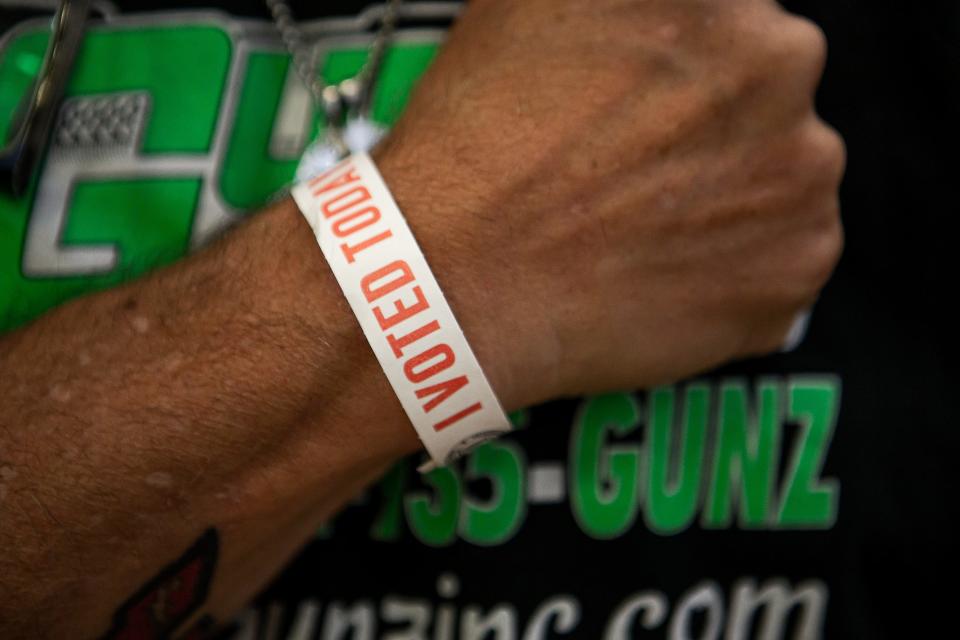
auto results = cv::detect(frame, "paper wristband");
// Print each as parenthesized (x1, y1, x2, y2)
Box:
(291, 153, 511, 471)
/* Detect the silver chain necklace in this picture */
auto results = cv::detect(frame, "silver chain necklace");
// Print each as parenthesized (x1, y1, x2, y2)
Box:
(265, 0, 403, 178)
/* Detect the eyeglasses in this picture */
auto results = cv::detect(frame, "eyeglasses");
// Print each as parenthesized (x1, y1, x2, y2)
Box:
(0, 0, 90, 197)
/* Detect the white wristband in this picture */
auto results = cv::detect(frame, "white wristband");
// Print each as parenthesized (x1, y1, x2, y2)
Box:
(291, 153, 512, 471)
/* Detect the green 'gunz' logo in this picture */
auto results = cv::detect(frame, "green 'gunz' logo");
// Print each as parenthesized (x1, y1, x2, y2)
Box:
(0, 9, 451, 332)
(330, 375, 841, 546)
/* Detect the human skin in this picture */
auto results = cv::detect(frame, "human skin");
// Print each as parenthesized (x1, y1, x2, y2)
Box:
(0, 0, 843, 636)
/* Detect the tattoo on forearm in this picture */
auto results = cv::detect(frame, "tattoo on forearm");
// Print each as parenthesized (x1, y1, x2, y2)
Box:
(103, 529, 218, 640)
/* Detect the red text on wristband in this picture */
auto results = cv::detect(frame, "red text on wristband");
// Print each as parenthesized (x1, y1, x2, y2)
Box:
(292, 153, 511, 469)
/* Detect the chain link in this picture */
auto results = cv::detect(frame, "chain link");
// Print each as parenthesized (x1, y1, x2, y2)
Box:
(265, 0, 402, 141)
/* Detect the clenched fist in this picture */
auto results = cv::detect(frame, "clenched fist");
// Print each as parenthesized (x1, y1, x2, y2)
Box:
(375, 0, 845, 408)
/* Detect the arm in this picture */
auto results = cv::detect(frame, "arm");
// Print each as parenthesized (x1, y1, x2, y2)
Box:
(0, 199, 434, 636)
(0, 0, 845, 636)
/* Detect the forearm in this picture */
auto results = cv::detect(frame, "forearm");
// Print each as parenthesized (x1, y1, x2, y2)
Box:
(0, 197, 428, 636)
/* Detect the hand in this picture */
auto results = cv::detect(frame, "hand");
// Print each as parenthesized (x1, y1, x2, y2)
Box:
(375, 0, 845, 407)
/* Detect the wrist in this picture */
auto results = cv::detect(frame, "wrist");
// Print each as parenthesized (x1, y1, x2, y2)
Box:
(372, 144, 557, 412)
(242, 199, 423, 462)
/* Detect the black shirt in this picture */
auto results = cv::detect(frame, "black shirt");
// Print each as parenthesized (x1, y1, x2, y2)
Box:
(0, 2, 955, 637)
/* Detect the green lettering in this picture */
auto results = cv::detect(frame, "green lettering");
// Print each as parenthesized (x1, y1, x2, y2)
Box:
(405, 467, 461, 547)
(371, 461, 409, 541)
(704, 380, 780, 528)
(460, 441, 526, 545)
(0, 24, 230, 331)
(777, 377, 841, 527)
(645, 385, 709, 534)
(570, 394, 643, 539)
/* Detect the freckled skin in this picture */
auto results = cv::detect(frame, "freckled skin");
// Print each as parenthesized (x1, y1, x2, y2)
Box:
(49, 384, 72, 402)
(0, 0, 842, 636)
(145, 472, 174, 489)
(131, 316, 151, 334)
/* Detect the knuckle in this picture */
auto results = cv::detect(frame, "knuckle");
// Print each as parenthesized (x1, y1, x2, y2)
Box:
(730, 11, 829, 99)
(824, 220, 845, 270)
(791, 15, 828, 60)
(801, 121, 848, 185)
(805, 219, 845, 289)
(751, 12, 828, 80)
